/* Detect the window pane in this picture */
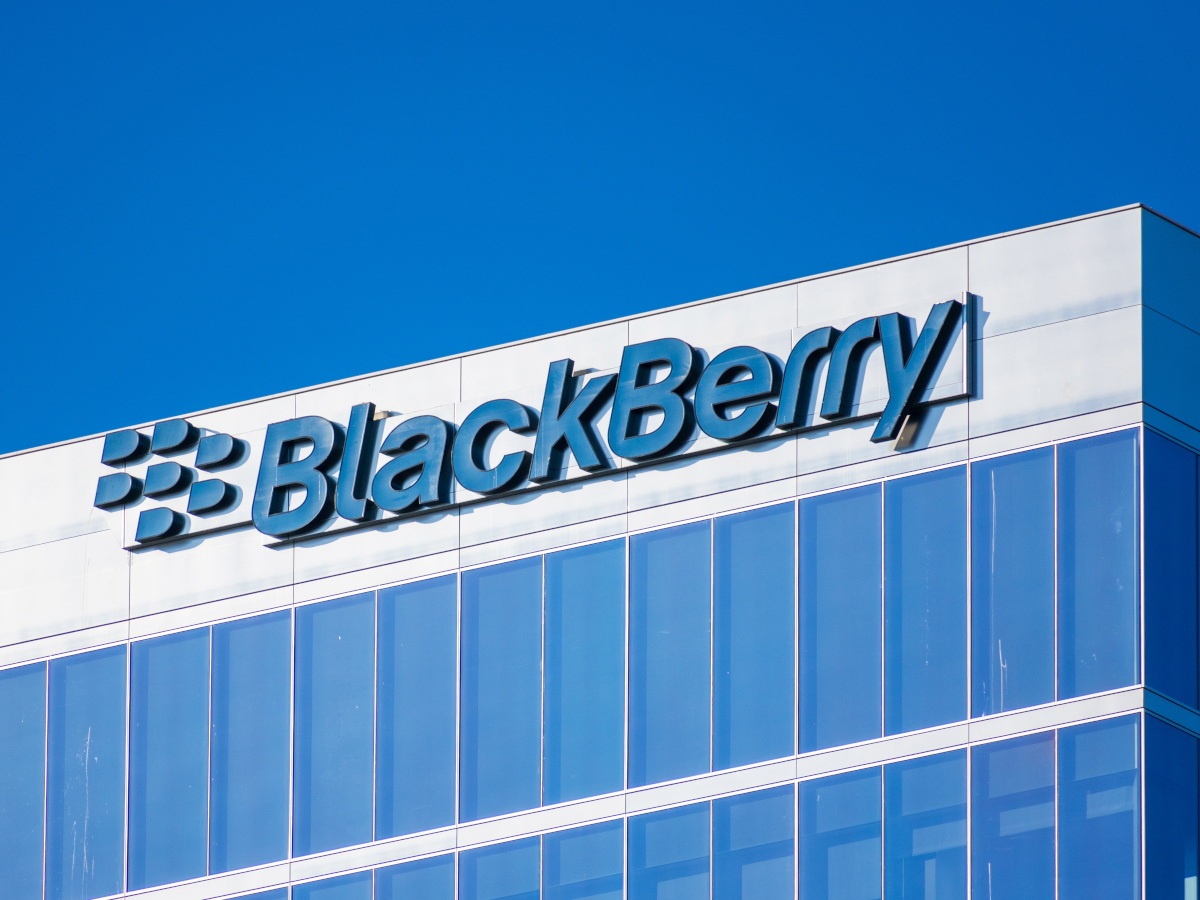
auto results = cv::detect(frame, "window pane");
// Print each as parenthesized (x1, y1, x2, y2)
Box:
(1058, 430, 1140, 698)
(294, 872, 373, 900)
(460, 837, 540, 900)
(294, 593, 376, 855)
(630, 521, 711, 787)
(544, 821, 623, 900)
(715, 505, 795, 769)
(376, 855, 455, 899)
(1147, 717, 1199, 900)
(377, 576, 457, 836)
(211, 610, 291, 872)
(545, 540, 625, 804)
(129, 629, 210, 889)
(884, 750, 966, 900)
(1144, 432, 1198, 707)
(629, 802, 710, 900)
(1058, 715, 1140, 900)
(971, 448, 1055, 716)
(0, 663, 45, 899)
(884, 467, 967, 734)
(800, 768, 881, 900)
(971, 732, 1055, 899)
(46, 646, 127, 900)
(800, 485, 882, 751)
(461, 558, 542, 821)
(714, 786, 794, 900)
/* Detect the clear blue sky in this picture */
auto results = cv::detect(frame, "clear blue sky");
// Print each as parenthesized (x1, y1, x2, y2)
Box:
(2, 1, 1197, 454)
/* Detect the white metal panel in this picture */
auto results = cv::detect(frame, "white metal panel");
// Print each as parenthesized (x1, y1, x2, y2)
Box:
(626, 476, 798, 534)
(0, 621, 127, 670)
(628, 284, 798, 352)
(967, 405, 1142, 461)
(458, 471, 627, 549)
(189, 393, 296, 440)
(624, 759, 796, 814)
(456, 795, 626, 849)
(293, 548, 459, 605)
(459, 512, 629, 569)
(128, 584, 293, 642)
(296, 357, 460, 420)
(626, 438, 796, 512)
(0, 436, 113, 552)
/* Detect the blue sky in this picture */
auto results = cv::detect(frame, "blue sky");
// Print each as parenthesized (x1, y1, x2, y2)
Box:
(1, 1, 1197, 454)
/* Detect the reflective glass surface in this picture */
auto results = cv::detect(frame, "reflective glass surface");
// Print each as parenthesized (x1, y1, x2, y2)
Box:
(294, 593, 376, 855)
(46, 645, 127, 900)
(971, 448, 1055, 716)
(800, 484, 882, 751)
(884, 750, 967, 899)
(630, 521, 712, 787)
(129, 628, 210, 889)
(377, 576, 457, 836)
(713, 786, 794, 900)
(971, 732, 1055, 899)
(0, 663, 45, 899)
(800, 768, 881, 900)
(1145, 717, 1197, 900)
(629, 802, 710, 900)
(884, 467, 967, 734)
(460, 837, 540, 900)
(461, 557, 543, 820)
(714, 505, 794, 769)
(294, 872, 373, 900)
(211, 610, 292, 872)
(543, 820, 623, 900)
(544, 541, 625, 804)
(1058, 431, 1139, 698)
(1058, 715, 1140, 899)
(376, 855, 455, 899)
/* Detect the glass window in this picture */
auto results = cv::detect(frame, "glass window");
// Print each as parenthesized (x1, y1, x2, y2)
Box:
(460, 837, 540, 900)
(376, 855, 455, 899)
(800, 767, 881, 900)
(630, 521, 712, 787)
(800, 485, 882, 751)
(1058, 715, 1140, 900)
(294, 593, 376, 855)
(293, 872, 373, 900)
(46, 645, 127, 900)
(1145, 717, 1196, 900)
(884, 750, 967, 899)
(461, 558, 543, 821)
(544, 820, 623, 900)
(971, 448, 1055, 716)
(129, 628, 210, 889)
(0, 663, 45, 898)
(211, 610, 292, 873)
(714, 786, 794, 899)
(1058, 430, 1140, 698)
(715, 505, 795, 769)
(884, 467, 967, 734)
(971, 732, 1055, 899)
(544, 541, 625, 805)
(377, 576, 457, 837)
(629, 802, 710, 900)
(1144, 431, 1198, 707)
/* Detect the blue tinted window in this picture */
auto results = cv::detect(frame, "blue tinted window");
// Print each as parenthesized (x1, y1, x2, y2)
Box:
(544, 541, 625, 804)
(800, 485, 882, 751)
(1058, 715, 1140, 900)
(211, 611, 291, 872)
(377, 576, 457, 837)
(884, 750, 966, 899)
(0, 663, 45, 898)
(629, 802, 710, 900)
(376, 855, 455, 899)
(1144, 432, 1198, 707)
(714, 786, 794, 899)
(460, 837, 540, 900)
(1058, 431, 1140, 698)
(800, 768, 881, 900)
(971, 448, 1055, 716)
(129, 629, 210, 889)
(971, 732, 1055, 899)
(630, 521, 711, 787)
(46, 646, 127, 900)
(294, 593, 376, 855)
(715, 505, 794, 769)
(1146, 717, 1199, 900)
(884, 467, 967, 734)
(544, 821, 623, 900)
(294, 872, 373, 900)
(461, 558, 542, 820)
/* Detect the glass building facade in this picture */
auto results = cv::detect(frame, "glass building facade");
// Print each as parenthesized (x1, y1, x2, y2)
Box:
(0, 206, 1197, 898)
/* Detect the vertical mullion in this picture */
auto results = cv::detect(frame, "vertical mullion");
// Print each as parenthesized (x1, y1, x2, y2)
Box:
(288, 606, 297, 866)
(206, 626, 214, 876)
(964, 463, 973, 896)
(794, 499, 800, 760)
(122, 640, 132, 893)
(540, 556, 546, 809)
(710, 520, 715, 774)
(1053, 444, 1060, 702)
(372, 591, 379, 843)
(40, 661, 49, 900)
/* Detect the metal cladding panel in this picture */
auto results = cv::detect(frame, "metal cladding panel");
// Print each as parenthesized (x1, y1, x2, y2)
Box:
(1142, 209, 1200, 336)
